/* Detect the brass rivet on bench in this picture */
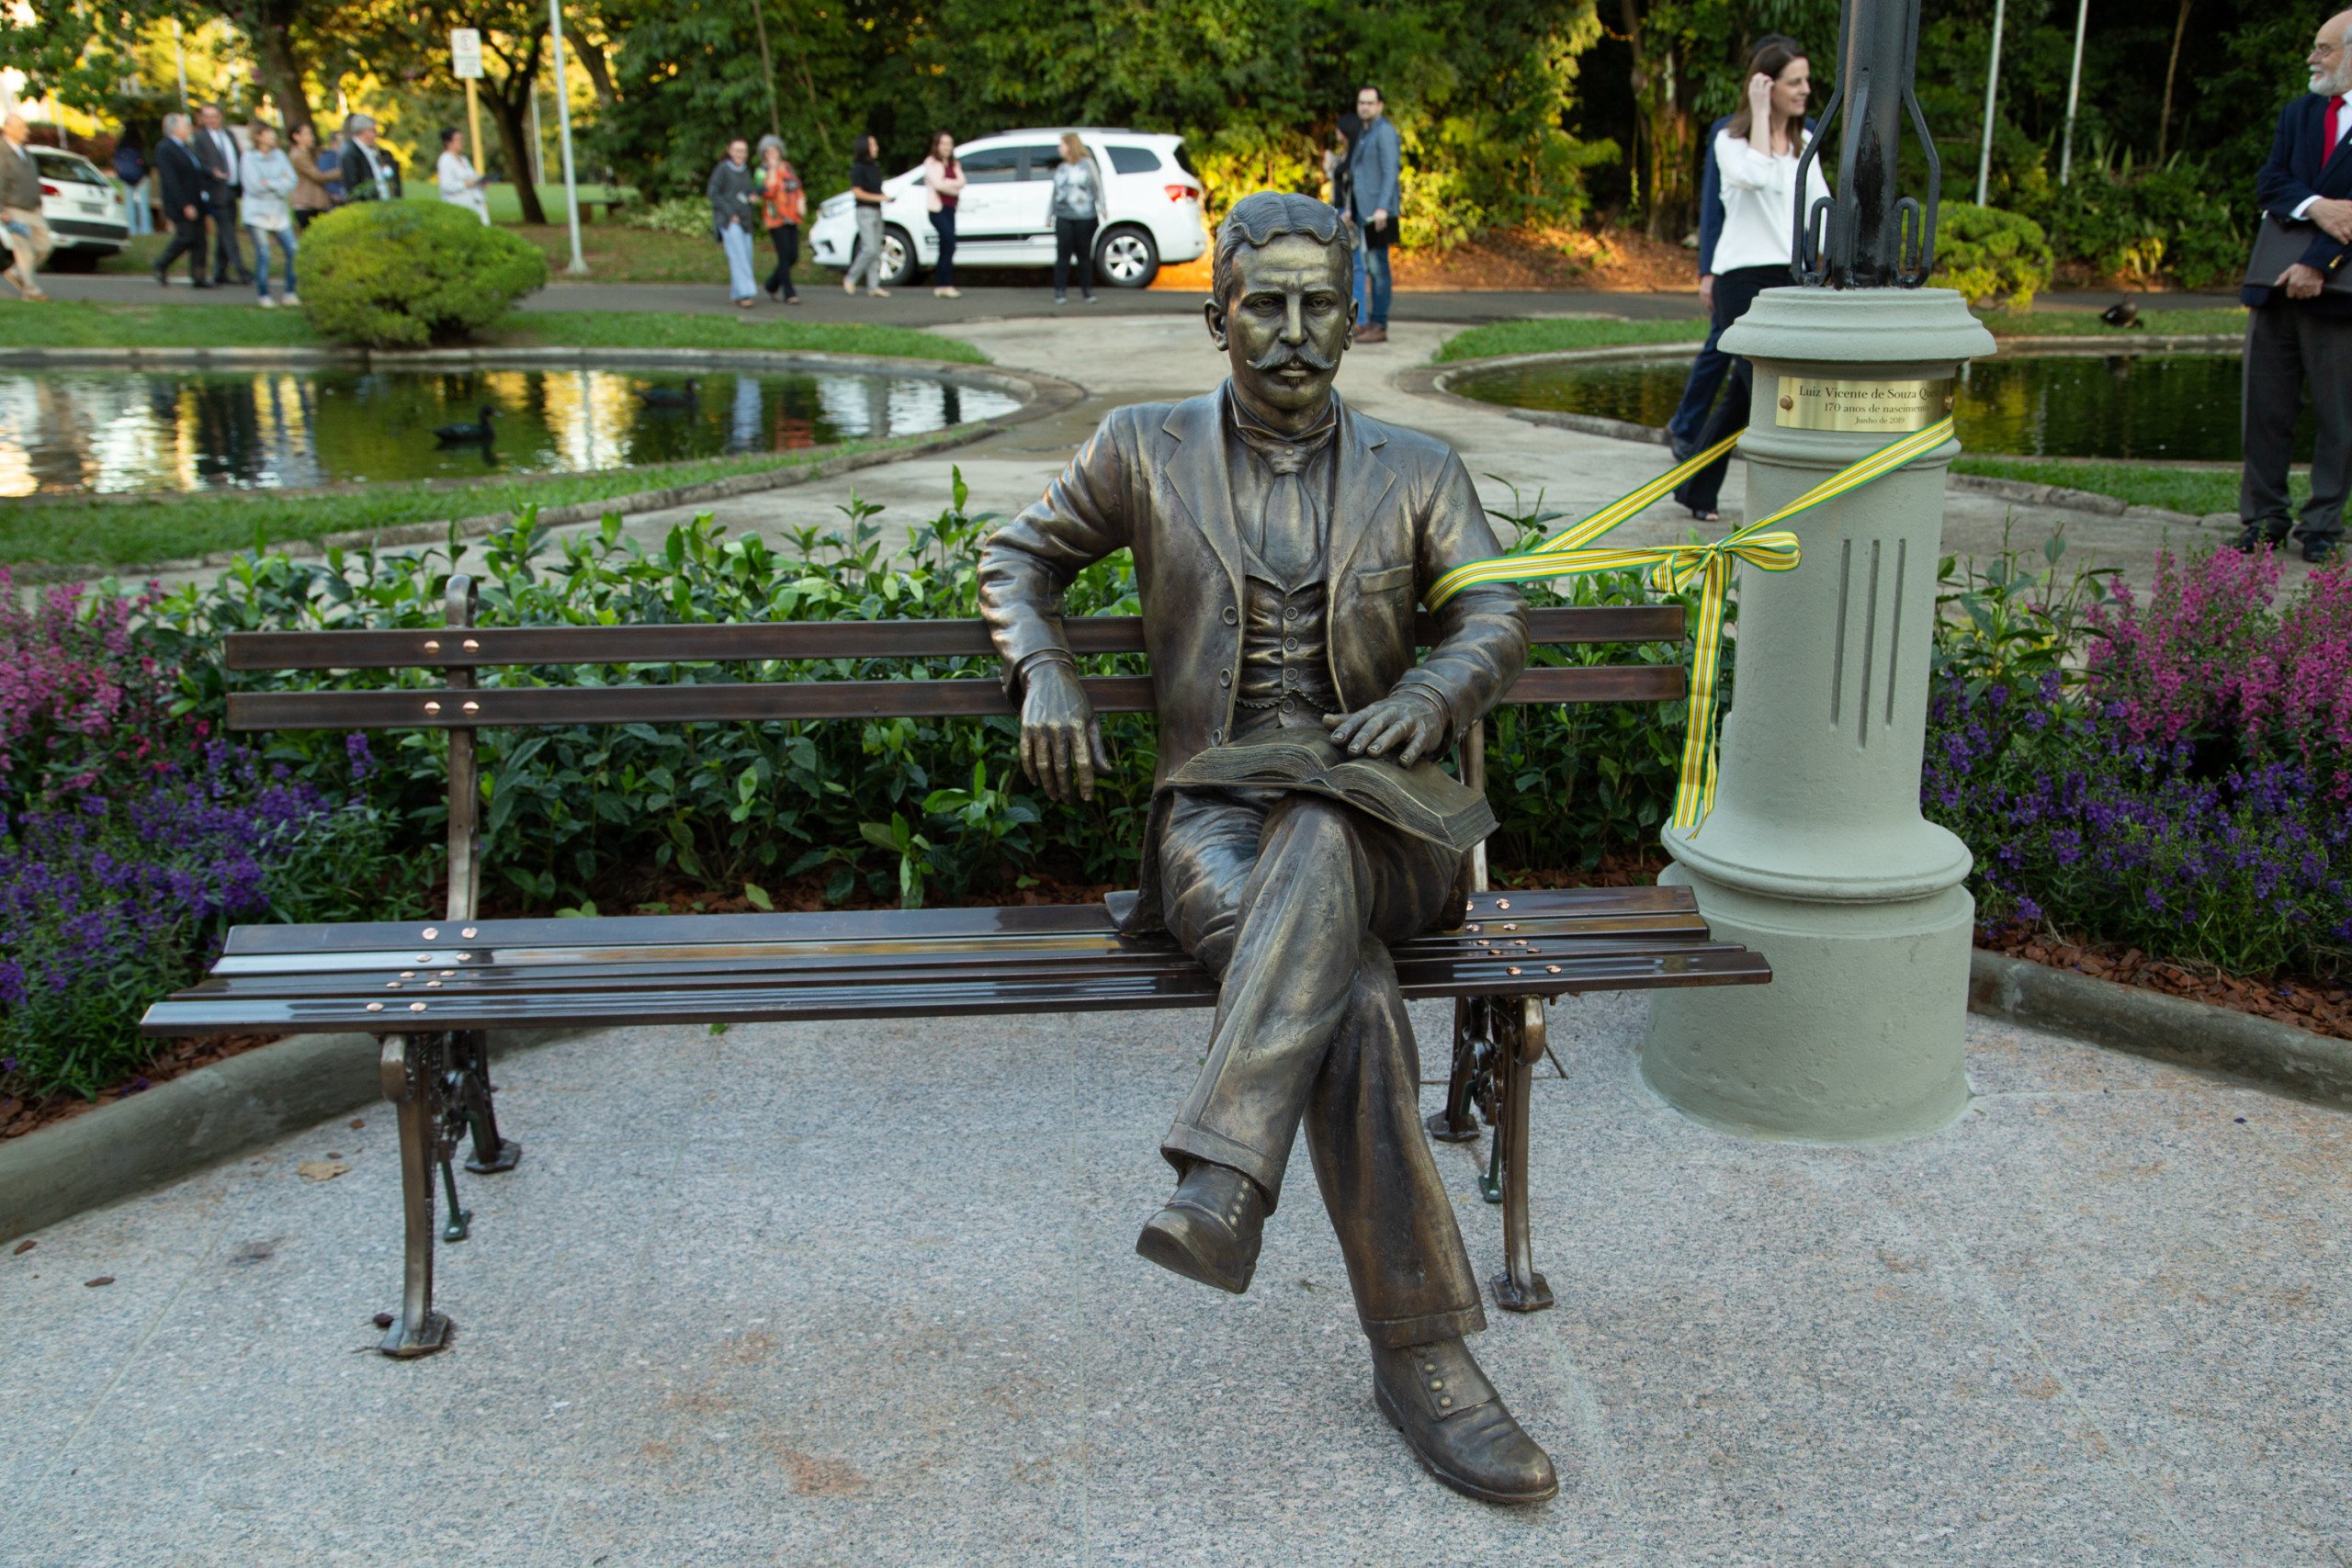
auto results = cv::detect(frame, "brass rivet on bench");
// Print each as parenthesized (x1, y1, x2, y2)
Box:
(1497, 899, 1511, 909)
(462, 701, 480, 715)
(400, 970, 414, 978)
(463, 638, 481, 651)
(410, 1001, 427, 1012)
(1547, 965, 1562, 975)
(423, 639, 441, 653)
(386, 982, 401, 989)
(366, 1001, 384, 1012)
(1502, 923, 1517, 931)
(424, 701, 441, 715)
(461, 928, 477, 939)
(423, 928, 439, 940)
(439, 970, 456, 977)
(426, 981, 441, 988)
(1508, 966, 1522, 976)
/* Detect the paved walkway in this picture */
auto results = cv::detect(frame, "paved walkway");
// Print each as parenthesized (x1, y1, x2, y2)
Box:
(6, 998, 2346, 1564)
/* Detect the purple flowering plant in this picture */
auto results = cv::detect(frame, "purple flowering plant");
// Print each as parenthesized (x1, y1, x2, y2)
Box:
(1928, 536, 2351, 977)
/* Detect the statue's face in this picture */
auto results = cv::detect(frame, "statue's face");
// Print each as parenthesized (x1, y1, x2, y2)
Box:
(1208, 233, 1352, 417)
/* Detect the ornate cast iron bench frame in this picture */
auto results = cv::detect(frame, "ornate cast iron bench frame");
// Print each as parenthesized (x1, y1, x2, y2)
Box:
(142, 580, 1770, 1356)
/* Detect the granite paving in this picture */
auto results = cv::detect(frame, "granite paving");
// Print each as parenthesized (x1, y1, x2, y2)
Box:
(5, 998, 2346, 1566)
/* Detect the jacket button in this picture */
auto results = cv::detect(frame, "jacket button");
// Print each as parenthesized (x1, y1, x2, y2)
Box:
(1221, 605, 1238, 626)
(1218, 669, 1232, 686)
(1283, 637, 1298, 653)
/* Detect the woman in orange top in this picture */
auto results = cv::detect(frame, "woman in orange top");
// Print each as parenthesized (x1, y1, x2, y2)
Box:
(756, 134, 803, 304)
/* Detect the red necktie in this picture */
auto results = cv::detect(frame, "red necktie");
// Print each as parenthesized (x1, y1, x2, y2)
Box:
(2329, 96, 2346, 166)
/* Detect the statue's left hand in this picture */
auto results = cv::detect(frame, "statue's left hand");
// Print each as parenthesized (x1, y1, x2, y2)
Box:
(1324, 692, 1446, 766)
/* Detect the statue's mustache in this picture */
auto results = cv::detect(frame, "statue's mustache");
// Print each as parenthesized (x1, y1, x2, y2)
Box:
(1250, 342, 1338, 374)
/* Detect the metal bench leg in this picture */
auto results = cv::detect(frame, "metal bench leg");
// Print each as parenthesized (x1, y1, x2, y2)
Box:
(452, 1031, 523, 1176)
(1491, 996, 1555, 1314)
(1427, 997, 1486, 1144)
(379, 1034, 454, 1358)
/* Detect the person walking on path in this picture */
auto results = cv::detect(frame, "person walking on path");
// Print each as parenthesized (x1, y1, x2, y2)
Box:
(1049, 131, 1102, 304)
(1672, 38, 1827, 523)
(317, 127, 348, 204)
(288, 123, 334, 231)
(239, 123, 300, 308)
(920, 132, 965, 299)
(435, 128, 491, 224)
(339, 116, 401, 202)
(1665, 36, 1802, 462)
(1326, 116, 1370, 326)
(0, 114, 52, 301)
(756, 134, 804, 303)
(2235, 9, 2352, 565)
(708, 136, 760, 309)
(113, 133, 152, 237)
(152, 113, 211, 288)
(193, 105, 251, 286)
(1346, 86, 1400, 343)
(842, 134, 890, 298)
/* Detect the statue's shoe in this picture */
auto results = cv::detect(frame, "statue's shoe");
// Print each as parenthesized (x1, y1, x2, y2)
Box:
(1372, 1337, 1557, 1505)
(1135, 1161, 1266, 1295)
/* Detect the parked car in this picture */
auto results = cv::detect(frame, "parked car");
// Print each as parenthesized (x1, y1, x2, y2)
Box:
(808, 129, 1204, 290)
(31, 148, 130, 270)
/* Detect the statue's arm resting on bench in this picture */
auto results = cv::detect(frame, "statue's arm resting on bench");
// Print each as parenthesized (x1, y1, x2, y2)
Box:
(1380, 451, 1531, 753)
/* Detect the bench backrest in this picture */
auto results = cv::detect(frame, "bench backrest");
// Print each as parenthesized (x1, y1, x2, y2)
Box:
(220, 579, 1688, 925)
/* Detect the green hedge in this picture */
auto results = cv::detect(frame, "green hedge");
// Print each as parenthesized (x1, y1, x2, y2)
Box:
(300, 200, 548, 348)
(1932, 204, 2054, 311)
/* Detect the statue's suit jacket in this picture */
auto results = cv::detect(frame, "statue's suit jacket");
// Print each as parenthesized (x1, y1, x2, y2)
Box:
(978, 386, 1528, 932)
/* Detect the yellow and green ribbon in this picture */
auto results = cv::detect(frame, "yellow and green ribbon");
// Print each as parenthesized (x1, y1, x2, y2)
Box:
(1427, 416, 1957, 835)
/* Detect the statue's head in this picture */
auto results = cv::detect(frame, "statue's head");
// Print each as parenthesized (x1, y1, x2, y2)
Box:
(1205, 192, 1356, 423)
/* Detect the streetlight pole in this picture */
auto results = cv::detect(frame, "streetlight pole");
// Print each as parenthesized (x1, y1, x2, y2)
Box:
(2059, 0, 2089, 186)
(1640, 0, 1995, 1143)
(1974, 0, 2005, 207)
(546, 0, 588, 276)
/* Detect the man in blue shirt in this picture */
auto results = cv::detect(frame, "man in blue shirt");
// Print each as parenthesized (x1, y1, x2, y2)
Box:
(1348, 85, 1401, 344)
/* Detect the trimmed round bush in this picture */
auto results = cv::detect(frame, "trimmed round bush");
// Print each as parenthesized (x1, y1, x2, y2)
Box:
(1931, 203, 2055, 312)
(299, 201, 548, 348)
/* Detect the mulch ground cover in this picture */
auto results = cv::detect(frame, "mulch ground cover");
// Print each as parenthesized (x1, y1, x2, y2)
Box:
(1978, 921, 2352, 1042)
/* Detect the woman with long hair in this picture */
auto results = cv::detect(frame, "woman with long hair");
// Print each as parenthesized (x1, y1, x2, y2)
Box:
(287, 122, 334, 231)
(1047, 131, 1101, 304)
(756, 133, 803, 304)
(920, 130, 965, 299)
(1672, 37, 1830, 522)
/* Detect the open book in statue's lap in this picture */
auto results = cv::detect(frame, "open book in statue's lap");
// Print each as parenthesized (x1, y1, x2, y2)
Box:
(977, 193, 1551, 1505)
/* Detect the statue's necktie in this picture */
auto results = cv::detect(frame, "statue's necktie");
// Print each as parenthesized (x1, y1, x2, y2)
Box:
(1255, 442, 1318, 584)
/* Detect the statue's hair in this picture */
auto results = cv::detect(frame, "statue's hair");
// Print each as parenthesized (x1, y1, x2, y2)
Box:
(1212, 191, 1351, 307)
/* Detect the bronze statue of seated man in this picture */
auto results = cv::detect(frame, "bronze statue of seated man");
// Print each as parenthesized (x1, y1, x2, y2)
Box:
(978, 190, 1553, 1505)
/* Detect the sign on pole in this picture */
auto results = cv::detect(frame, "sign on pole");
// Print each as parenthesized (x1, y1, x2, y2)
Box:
(449, 28, 484, 79)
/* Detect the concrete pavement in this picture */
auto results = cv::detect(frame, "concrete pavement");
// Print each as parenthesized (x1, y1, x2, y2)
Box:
(6, 996, 2346, 1564)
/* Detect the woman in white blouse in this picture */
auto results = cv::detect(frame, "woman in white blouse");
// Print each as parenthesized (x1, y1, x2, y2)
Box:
(1673, 38, 1829, 522)
(435, 128, 491, 225)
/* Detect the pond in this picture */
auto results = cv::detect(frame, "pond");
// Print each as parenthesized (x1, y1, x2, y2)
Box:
(1445, 351, 2305, 464)
(0, 367, 1023, 497)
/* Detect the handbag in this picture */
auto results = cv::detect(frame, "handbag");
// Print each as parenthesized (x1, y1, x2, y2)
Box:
(2244, 212, 2352, 295)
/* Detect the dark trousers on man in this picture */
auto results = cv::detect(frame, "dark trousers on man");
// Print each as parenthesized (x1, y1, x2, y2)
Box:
(2240, 302, 2352, 548)
(1053, 215, 1097, 299)
(1155, 790, 1487, 1349)
(154, 212, 209, 284)
(206, 183, 248, 282)
(1673, 264, 1791, 518)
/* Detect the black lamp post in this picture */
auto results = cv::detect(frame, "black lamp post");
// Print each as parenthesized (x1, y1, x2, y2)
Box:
(1792, 0, 1940, 288)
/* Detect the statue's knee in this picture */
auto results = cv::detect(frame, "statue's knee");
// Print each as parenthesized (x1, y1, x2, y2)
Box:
(1264, 795, 1356, 867)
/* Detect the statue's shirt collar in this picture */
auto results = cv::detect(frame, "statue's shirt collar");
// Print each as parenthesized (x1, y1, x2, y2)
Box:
(1226, 386, 1339, 477)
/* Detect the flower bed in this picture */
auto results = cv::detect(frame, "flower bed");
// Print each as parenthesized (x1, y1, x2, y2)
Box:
(1927, 538, 2350, 1022)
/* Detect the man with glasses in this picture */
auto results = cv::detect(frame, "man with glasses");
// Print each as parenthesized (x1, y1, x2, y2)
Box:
(2238, 10, 2352, 564)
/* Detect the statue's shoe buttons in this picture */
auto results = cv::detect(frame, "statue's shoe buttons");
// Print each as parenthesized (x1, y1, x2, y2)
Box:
(1372, 1337, 1557, 1506)
(1135, 1161, 1267, 1295)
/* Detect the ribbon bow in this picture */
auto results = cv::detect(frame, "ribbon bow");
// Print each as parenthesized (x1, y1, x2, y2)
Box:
(1425, 416, 1956, 834)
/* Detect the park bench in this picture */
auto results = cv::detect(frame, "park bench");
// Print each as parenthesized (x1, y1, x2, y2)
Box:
(141, 577, 1771, 1357)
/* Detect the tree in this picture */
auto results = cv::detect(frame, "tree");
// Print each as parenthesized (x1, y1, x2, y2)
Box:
(342, 0, 560, 222)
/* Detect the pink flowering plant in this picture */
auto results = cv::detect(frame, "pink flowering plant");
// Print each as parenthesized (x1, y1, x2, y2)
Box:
(1928, 537, 2352, 977)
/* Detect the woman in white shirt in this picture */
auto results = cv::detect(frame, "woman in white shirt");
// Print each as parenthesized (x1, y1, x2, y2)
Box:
(238, 123, 300, 308)
(1674, 38, 1828, 521)
(435, 128, 491, 224)
(919, 132, 966, 299)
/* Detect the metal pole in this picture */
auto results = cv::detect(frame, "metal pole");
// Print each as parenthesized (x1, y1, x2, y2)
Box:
(546, 0, 587, 275)
(1974, 0, 2005, 207)
(465, 78, 488, 224)
(2059, 0, 2088, 186)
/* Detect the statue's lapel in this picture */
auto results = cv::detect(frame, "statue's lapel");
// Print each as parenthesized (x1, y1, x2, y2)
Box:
(1159, 390, 1246, 594)
(1327, 398, 1397, 585)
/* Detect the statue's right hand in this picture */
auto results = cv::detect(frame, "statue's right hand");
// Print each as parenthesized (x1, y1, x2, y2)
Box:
(1019, 660, 1109, 803)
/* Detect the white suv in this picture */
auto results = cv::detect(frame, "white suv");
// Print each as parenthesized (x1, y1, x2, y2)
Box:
(30, 148, 130, 269)
(808, 129, 1205, 290)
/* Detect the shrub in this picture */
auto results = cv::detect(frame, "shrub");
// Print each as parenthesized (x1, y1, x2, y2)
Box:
(299, 200, 549, 348)
(620, 195, 712, 238)
(2011, 141, 2247, 288)
(1931, 203, 2054, 311)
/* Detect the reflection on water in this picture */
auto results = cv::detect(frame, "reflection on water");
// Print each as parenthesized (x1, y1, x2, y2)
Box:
(0, 367, 1018, 496)
(1446, 352, 2301, 464)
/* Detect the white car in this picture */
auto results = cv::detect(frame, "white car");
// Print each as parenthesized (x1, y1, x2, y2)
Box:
(808, 129, 1205, 290)
(29, 148, 130, 269)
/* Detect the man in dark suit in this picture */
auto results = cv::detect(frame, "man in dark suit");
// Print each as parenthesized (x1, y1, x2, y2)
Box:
(193, 103, 250, 285)
(152, 113, 214, 288)
(2238, 10, 2352, 564)
(979, 193, 1552, 1506)
(339, 114, 402, 202)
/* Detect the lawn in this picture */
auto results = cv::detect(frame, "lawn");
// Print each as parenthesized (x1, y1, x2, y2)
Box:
(1949, 457, 2298, 518)
(10, 439, 922, 575)
(98, 216, 789, 288)
(1433, 305, 2249, 363)
(0, 299, 988, 365)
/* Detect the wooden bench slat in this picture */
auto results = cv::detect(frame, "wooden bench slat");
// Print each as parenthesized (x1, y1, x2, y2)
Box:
(141, 945, 1772, 1035)
(224, 663, 1685, 731)
(220, 606, 1688, 671)
(217, 886, 1700, 956)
